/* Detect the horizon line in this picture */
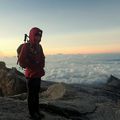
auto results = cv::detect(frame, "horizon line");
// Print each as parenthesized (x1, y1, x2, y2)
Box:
(0, 52, 120, 58)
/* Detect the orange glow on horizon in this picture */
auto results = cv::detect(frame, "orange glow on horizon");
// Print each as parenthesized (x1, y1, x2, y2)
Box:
(0, 30, 120, 57)
(0, 48, 120, 57)
(43, 43, 120, 55)
(1, 41, 120, 57)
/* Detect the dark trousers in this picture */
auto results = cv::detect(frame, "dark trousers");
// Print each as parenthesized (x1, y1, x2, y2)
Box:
(26, 77, 41, 116)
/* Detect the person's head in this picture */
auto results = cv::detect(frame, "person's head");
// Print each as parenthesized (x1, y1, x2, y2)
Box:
(29, 27, 43, 46)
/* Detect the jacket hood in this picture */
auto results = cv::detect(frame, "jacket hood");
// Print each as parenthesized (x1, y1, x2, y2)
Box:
(29, 27, 43, 46)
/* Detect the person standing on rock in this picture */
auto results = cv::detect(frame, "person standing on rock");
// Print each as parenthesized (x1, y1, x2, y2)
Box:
(18, 27, 45, 119)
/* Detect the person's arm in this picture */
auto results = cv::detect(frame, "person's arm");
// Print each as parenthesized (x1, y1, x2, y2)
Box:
(39, 44, 45, 68)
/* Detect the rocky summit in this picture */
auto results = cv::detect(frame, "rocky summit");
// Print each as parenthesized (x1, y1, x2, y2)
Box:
(0, 61, 120, 120)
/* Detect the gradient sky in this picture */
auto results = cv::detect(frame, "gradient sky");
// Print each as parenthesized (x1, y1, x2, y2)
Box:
(0, 0, 120, 57)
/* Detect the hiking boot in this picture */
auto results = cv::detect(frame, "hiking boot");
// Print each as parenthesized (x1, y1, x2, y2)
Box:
(36, 111, 45, 119)
(29, 112, 41, 120)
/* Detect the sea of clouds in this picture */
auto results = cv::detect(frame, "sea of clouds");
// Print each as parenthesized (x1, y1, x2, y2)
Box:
(1, 53, 120, 84)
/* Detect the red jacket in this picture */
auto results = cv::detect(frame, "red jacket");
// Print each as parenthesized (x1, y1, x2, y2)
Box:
(21, 27, 45, 78)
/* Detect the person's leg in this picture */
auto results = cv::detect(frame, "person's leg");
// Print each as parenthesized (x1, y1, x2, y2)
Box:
(26, 78, 36, 116)
(33, 78, 44, 118)
(26, 77, 44, 119)
(34, 77, 41, 113)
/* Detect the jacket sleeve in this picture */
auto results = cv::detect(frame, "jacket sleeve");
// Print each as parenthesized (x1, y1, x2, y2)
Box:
(40, 44, 45, 68)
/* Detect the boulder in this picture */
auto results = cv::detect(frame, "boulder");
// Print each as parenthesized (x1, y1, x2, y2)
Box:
(0, 61, 27, 96)
(100, 75, 120, 101)
(106, 75, 120, 89)
(0, 61, 6, 69)
(40, 82, 78, 100)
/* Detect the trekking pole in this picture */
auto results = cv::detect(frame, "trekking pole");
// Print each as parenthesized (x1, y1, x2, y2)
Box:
(24, 34, 29, 43)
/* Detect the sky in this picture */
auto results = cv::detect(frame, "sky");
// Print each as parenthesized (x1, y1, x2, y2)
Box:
(0, 0, 120, 57)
